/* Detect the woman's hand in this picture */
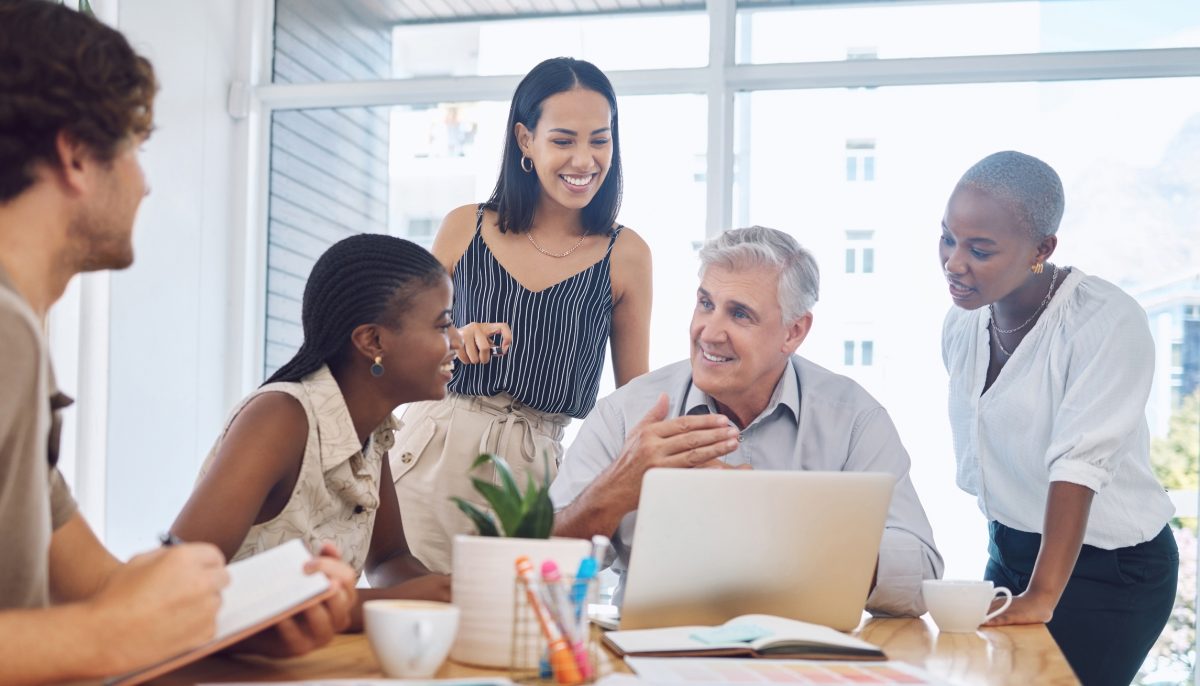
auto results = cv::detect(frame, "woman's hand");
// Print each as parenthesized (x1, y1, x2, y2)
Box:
(229, 542, 358, 658)
(457, 322, 512, 364)
(982, 590, 1055, 626)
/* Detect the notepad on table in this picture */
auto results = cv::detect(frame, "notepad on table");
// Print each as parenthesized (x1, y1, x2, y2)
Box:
(602, 614, 885, 661)
(108, 538, 338, 685)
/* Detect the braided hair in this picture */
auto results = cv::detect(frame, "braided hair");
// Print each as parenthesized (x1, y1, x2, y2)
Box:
(265, 234, 446, 385)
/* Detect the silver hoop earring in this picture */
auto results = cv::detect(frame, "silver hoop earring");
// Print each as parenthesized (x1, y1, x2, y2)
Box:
(520, 155, 533, 173)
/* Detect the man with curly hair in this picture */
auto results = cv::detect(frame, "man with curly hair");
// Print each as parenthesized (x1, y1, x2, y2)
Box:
(0, 1, 357, 681)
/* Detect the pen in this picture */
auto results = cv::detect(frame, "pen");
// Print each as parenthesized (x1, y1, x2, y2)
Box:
(515, 556, 581, 685)
(159, 532, 183, 547)
(542, 560, 593, 680)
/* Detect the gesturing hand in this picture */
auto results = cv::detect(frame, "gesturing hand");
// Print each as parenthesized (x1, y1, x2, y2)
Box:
(457, 322, 512, 364)
(601, 394, 740, 514)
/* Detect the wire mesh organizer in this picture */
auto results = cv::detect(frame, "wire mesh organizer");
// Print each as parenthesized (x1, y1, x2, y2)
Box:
(510, 556, 604, 685)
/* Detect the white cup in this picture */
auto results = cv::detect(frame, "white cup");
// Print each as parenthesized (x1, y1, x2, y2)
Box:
(364, 599, 460, 678)
(922, 579, 1013, 633)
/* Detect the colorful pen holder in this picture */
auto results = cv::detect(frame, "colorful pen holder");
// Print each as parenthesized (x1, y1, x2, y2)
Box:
(510, 563, 602, 685)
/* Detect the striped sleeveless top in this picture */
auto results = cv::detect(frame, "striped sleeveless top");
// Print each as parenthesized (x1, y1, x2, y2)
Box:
(448, 205, 620, 419)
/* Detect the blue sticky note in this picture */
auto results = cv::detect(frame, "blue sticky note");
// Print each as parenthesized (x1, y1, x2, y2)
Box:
(689, 622, 774, 645)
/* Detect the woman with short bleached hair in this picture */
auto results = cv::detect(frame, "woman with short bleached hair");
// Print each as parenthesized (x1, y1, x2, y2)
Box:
(939, 150, 1177, 686)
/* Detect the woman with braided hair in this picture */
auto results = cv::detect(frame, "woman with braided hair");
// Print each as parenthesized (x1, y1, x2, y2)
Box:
(172, 234, 464, 630)
(391, 57, 652, 574)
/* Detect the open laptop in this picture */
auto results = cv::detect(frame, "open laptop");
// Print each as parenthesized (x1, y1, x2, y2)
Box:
(617, 469, 893, 632)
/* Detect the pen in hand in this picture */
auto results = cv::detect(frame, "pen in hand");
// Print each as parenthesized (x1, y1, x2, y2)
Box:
(159, 531, 184, 547)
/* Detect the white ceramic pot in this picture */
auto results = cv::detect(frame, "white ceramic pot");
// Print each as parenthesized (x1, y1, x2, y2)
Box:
(450, 534, 591, 668)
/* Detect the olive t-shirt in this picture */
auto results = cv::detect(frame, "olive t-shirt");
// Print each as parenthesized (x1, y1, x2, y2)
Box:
(0, 267, 78, 610)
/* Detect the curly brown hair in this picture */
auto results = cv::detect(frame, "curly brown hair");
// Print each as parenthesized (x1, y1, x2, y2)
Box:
(0, 0, 158, 203)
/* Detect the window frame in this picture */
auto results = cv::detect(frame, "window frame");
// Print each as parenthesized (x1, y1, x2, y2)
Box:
(234, 4, 1200, 677)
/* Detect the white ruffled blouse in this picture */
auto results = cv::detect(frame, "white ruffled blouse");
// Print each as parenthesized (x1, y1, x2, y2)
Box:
(942, 268, 1174, 550)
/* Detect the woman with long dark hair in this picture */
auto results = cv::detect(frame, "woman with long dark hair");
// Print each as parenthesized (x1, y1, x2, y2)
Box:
(391, 57, 653, 574)
(172, 234, 464, 628)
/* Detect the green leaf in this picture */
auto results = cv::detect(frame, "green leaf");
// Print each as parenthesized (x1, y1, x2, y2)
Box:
(451, 497, 500, 537)
(79, 0, 95, 16)
(470, 478, 523, 537)
(514, 486, 554, 539)
(471, 452, 521, 499)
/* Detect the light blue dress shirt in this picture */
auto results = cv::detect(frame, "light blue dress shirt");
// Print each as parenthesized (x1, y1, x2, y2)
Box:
(549, 355, 944, 617)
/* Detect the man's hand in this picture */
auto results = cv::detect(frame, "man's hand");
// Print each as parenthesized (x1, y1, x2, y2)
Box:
(84, 543, 228, 674)
(601, 393, 740, 514)
(231, 542, 358, 658)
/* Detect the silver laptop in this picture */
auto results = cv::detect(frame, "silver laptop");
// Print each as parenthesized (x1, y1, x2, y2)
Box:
(618, 469, 893, 632)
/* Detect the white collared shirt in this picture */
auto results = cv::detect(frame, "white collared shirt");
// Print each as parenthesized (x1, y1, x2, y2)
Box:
(943, 268, 1174, 549)
(550, 356, 944, 617)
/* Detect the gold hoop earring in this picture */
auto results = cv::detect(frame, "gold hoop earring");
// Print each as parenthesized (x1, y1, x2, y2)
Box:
(370, 356, 385, 377)
(520, 155, 533, 173)
(1031, 262, 1044, 274)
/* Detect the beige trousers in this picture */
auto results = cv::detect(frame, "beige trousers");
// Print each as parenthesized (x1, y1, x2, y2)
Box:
(391, 392, 568, 574)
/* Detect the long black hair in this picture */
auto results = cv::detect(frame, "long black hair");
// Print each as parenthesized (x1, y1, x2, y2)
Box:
(265, 234, 446, 385)
(485, 57, 623, 236)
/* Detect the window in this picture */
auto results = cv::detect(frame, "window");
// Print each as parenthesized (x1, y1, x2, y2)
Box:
(845, 230, 875, 274)
(845, 139, 876, 182)
(254, 4, 1200, 680)
(737, 0, 1200, 64)
(844, 340, 875, 366)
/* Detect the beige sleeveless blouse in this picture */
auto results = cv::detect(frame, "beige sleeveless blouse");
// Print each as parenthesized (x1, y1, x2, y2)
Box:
(198, 365, 398, 576)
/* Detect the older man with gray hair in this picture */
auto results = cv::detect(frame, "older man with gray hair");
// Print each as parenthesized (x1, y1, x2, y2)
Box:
(551, 226, 942, 617)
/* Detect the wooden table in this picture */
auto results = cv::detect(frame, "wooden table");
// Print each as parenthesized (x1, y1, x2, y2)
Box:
(151, 615, 1078, 685)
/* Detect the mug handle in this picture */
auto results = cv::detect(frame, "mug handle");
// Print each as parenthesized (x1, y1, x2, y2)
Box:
(408, 620, 433, 671)
(982, 587, 1014, 623)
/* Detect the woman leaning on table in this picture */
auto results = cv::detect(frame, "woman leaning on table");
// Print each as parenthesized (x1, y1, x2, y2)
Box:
(938, 150, 1177, 686)
(391, 57, 652, 574)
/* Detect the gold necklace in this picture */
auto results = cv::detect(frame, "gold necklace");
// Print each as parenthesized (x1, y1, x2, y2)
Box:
(526, 230, 586, 258)
(989, 263, 1061, 357)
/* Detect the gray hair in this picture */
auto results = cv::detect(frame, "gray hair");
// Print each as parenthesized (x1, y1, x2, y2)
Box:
(956, 151, 1065, 240)
(697, 226, 820, 323)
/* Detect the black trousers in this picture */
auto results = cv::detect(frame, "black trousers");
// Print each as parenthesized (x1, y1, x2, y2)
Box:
(985, 521, 1178, 686)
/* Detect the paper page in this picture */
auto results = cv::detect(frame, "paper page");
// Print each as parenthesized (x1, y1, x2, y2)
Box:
(199, 680, 513, 685)
(627, 657, 956, 685)
(604, 626, 711, 653)
(733, 615, 879, 652)
(216, 538, 331, 639)
(606, 615, 879, 654)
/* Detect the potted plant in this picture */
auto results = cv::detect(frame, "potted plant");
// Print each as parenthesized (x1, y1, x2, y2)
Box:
(448, 454, 590, 669)
(448, 453, 592, 666)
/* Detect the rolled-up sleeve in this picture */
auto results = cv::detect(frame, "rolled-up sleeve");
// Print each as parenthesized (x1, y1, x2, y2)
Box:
(550, 395, 627, 512)
(1044, 305, 1154, 493)
(849, 408, 944, 617)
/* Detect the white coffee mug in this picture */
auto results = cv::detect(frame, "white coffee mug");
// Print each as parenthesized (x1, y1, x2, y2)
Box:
(922, 579, 1013, 633)
(364, 599, 460, 678)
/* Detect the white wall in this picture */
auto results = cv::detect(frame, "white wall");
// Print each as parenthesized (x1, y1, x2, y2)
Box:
(104, 0, 247, 558)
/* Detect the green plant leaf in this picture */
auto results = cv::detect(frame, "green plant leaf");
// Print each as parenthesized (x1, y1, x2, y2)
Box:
(451, 497, 500, 537)
(470, 477, 523, 537)
(79, 0, 95, 16)
(471, 452, 521, 499)
(512, 453, 555, 539)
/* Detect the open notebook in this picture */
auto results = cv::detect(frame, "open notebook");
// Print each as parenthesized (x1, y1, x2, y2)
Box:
(603, 614, 885, 661)
(108, 539, 337, 685)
